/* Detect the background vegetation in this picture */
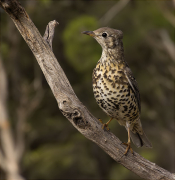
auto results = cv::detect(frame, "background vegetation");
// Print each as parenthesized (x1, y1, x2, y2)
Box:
(0, 0, 174, 179)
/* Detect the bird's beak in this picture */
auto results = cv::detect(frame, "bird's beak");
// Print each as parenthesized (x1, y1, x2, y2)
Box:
(82, 31, 95, 37)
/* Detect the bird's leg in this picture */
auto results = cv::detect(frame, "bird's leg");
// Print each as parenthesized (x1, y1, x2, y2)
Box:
(98, 118, 103, 124)
(123, 127, 133, 155)
(98, 117, 113, 131)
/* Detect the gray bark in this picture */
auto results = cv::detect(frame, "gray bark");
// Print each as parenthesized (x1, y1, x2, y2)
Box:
(0, 0, 175, 179)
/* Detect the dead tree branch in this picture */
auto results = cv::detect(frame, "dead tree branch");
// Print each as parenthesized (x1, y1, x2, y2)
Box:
(0, 0, 175, 180)
(159, 29, 175, 62)
(99, 0, 130, 25)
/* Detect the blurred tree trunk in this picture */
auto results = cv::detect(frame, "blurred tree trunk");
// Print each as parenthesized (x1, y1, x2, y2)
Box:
(99, 0, 130, 25)
(0, 56, 24, 180)
(0, 4, 44, 179)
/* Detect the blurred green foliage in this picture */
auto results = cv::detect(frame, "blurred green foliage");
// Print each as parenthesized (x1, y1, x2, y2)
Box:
(63, 16, 101, 73)
(0, 0, 174, 179)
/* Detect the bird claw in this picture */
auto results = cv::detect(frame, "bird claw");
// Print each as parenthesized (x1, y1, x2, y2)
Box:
(122, 142, 133, 155)
(98, 119, 110, 131)
(102, 123, 110, 131)
(98, 118, 103, 124)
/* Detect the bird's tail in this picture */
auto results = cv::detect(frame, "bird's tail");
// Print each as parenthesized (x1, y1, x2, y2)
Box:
(130, 130, 152, 148)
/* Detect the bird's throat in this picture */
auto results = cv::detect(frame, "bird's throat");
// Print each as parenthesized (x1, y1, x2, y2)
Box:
(100, 45, 125, 67)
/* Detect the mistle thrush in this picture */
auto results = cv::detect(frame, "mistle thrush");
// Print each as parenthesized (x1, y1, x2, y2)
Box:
(82, 27, 152, 154)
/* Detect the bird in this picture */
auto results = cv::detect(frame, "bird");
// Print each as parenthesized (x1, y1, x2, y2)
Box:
(82, 27, 152, 155)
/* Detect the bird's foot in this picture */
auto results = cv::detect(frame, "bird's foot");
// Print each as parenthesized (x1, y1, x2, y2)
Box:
(98, 119, 110, 131)
(102, 123, 110, 131)
(98, 118, 103, 124)
(122, 142, 133, 155)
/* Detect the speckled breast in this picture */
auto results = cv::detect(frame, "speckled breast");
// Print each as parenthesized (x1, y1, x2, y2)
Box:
(92, 61, 139, 124)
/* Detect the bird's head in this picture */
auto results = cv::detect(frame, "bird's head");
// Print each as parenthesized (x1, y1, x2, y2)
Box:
(82, 27, 123, 50)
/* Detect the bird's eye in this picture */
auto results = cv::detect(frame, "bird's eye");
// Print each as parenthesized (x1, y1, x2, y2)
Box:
(102, 32, 107, 38)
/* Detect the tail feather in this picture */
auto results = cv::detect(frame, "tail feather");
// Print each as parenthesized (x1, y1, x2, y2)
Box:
(130, 130, 152, 148)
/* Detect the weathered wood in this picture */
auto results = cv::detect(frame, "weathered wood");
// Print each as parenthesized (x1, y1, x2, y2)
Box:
(0, 0, 174, 179)
(43, 20, 59, 51)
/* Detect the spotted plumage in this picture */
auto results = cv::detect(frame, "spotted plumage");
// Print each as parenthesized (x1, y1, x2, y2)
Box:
(83, 27, 152, 154)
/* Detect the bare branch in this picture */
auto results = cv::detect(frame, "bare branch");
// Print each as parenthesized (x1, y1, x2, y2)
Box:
(99, 0, 130, 25)
(43, 20, 59, 50)
(15, 71, 44, 160)
(159, 29, 175, 62)
(0, 0, 175, 180)
(158, 2, 175, 28)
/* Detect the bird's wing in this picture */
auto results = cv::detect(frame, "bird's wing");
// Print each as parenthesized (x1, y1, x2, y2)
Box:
(124, 66, 141, 112)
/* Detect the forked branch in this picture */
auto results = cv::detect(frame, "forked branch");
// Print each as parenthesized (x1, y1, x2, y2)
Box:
(0, 0, 174, 179)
